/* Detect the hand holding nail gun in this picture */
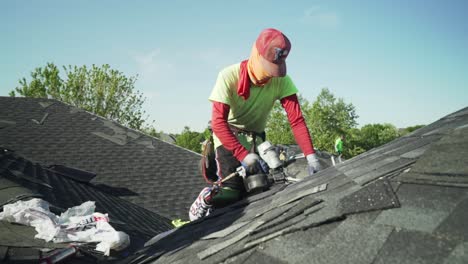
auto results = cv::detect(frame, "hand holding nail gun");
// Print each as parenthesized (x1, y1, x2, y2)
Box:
(214, 141, 311, 193)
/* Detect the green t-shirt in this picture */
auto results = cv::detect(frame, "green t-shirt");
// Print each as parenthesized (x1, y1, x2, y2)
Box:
(335, 138, 343, 153)
(209, 63, 298, 148)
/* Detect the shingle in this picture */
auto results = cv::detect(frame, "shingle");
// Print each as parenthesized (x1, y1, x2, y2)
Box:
(398, 171, 468, 188)
(201, 221, 250, 240)
(344, 210, 382, 226)
(0, 221, 66, 248)
(373, 183, 467, 233)
(197, 219, 265, 260)
(398, 127, 468, 187)
(241, 250, 287, 264)
(400, 143, 432, 159)
(410, 127, 468, 176)
(443, 242, 468, 264)
(434, 195, 468, 241)
(338, 179, 399, 215)
(0, 246, 7, 261)
(344, 156, 415, 185)
(372, 228, 458, 264)
(196, 194, 317, 261)
(293, 221, 394, 264)
(444, 107, 468, 119)
(0, 120, 16, 129)
(222, 249, 256, 264)
(245, 199, 323, 248)
(254, 197, 322, 234)
(261, 221, 340, 263)
(409, 114, 468, 137)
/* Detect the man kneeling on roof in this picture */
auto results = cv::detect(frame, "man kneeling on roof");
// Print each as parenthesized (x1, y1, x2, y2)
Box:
(189, 28, 322, 221)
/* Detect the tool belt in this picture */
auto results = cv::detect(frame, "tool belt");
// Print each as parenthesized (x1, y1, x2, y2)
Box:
(228, 125, 266, 153)
(199, 123, 266, 184)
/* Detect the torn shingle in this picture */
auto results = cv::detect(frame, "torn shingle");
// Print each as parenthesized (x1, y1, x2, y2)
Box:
(31, 113, 49, 125)
(338, 179, 400, 215)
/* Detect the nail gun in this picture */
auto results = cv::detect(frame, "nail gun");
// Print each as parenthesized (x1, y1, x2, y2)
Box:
(215, 141, 304, 194)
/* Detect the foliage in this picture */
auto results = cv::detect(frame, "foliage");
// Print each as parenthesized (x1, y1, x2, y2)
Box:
(343, 128, 367, 157)
(265, 88, 359, 158)
(266, 94, 314, 145)
(265, 100, 293, 145)
(140, 125, 161, 138)
(175, 126, 204, 153)
(304, 88, 358, 155)
(10, 63, 146, 130)
(355, 123, 399, 151)
(399, 124, 425, 136)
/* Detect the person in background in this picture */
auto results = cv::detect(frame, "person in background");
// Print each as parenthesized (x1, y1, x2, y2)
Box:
(334, 134, 345, 163)
(189, 28, 322, 221)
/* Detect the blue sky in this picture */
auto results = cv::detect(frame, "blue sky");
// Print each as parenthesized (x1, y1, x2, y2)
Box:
(1, 0, 467, 133)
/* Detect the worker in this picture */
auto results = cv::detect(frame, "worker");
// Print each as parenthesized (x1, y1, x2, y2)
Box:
(189, 28, 322, 221)
(334, 135, 345, 163)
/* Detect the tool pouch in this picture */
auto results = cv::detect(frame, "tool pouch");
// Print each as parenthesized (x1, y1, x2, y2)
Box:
(199, 134, 218, 183)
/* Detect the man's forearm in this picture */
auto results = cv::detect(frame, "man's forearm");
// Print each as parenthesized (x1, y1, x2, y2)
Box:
(211, 102, 249, 161)
(280, 94, 315, 156)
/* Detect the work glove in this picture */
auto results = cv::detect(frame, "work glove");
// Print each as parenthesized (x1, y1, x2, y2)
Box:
(306, 153, 322, 176)
(241, 153, 268, 175)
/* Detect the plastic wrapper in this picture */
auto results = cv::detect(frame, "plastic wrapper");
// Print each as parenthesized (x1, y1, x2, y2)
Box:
(0, 198, 130, 256)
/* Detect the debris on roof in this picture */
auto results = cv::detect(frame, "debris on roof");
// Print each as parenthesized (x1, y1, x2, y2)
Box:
(1, 198, 130, 256)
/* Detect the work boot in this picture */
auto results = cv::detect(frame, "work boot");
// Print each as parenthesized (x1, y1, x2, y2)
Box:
(189, 187, 215, 221)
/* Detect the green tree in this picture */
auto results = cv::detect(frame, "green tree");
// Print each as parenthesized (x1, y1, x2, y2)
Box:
(345, 128, 366, 157)
(266, 88, 358, 157)
(399, 124, 425, 136)
(356, 123, 399, 151)
(140, 125, 161, 138)
(175, 126, 204, 153)
(266, 94, 311, 145)
(10, 63, 146, 130)
(304, 88, 358, 154)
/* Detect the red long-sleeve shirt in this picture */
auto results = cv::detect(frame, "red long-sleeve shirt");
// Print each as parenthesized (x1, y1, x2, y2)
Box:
(211, 94, 315, 161)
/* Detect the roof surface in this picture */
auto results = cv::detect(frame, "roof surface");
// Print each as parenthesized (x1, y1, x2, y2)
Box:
(0, 148, 173, 261)
(0, 96, 206, 220)
(123, 107, 468, 264)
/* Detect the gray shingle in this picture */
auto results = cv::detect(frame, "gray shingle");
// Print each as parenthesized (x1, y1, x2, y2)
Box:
(0, 97, 206, 220)
(372, 228, 458, 264)
(338, 179, 399, 215)
(373, 183, 467, 233)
